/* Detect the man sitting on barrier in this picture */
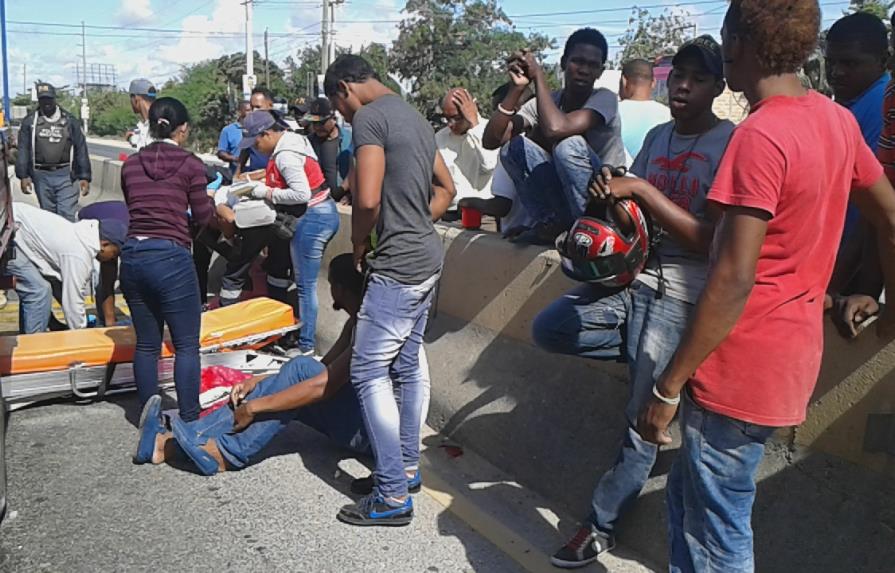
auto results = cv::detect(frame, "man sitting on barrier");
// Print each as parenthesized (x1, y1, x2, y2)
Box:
(5, 202, 127, 334)
(482, 27, 627, 245)
(134, 254, 429, 483)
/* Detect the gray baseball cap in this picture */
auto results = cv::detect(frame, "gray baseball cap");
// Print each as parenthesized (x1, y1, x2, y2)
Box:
(128, 78, 157, 98)
(238, 111, 279, 149)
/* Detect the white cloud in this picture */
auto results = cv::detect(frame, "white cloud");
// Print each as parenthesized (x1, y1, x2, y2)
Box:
(117, 0, 155, 26)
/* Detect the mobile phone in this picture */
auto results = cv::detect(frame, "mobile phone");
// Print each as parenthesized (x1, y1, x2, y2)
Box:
(854, 313, 879, 335)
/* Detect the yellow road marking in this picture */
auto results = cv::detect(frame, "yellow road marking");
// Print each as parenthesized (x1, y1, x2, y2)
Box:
(419, 459, 558, 573)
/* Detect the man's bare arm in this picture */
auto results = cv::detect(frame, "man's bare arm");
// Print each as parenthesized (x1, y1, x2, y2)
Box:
(430, 151, 457, 221)
(321, 318, 355, 366)
(352, 145, 385, 266)
(851, 174, 895, 335)
(246, 349, 351, 416)
(656, 207, 769, 397)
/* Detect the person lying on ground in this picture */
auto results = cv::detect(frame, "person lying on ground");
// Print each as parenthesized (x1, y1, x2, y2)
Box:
(134, 254, 430, 515)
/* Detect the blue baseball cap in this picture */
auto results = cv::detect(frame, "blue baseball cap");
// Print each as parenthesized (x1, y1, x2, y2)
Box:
(239, 111, 279, 150)
(98, 218, 128, 249)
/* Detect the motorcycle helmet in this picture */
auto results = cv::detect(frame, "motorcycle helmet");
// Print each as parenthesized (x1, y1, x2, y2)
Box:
(557, 199, 652, 287)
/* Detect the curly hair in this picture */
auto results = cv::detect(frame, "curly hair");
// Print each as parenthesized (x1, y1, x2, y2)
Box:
(725, 0, 821, 75)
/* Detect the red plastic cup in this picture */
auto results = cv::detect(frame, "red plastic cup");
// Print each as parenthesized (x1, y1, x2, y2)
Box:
(461, 206, 482, 230)
(118, 152, 128, 161)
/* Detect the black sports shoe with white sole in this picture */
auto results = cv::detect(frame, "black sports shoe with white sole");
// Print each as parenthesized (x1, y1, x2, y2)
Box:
(551, 524, 616, 569)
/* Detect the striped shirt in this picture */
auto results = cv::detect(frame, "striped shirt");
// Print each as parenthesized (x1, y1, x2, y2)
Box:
(878, 79, 895, 182)
(121, 141, 214, 247)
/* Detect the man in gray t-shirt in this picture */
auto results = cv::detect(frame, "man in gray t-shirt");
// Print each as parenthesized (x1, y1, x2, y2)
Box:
(538, 36, 738, 568)
(483, 28, 626, 245)
(323, 55, 456, 528)
(630, 119, 735, 304)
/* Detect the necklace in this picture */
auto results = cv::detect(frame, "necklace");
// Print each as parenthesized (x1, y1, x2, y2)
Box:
(663, 118, 718, 198)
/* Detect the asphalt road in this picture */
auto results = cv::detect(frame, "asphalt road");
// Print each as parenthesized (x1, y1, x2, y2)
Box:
(0, 395, 523, 573)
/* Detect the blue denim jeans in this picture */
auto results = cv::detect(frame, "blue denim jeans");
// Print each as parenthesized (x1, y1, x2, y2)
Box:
(500, 135, 600, 229)
(532, 283, 630, 361)
(120, 238, 203, 422)
(180, 356, 369, 469)
(6, 244, 57, 333)
(351, 272, 438, 499)
(32, 167, 79, 222)
(591, 283, 692, 534)
(291, 199, 340, 352)
(667, 393, 775, 573)
(532, 282, 693, 533)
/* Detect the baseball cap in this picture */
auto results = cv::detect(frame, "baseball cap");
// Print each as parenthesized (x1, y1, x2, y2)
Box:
(238, 110, 279, 149)
(303, 97, 335, 123)
(128, 78, 157, 98)
(35, 83, 56, 100)
(672, 35, 723, 78)
(98, 219, 128, 249)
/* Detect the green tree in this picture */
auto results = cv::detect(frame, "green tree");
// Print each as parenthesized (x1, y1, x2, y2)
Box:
(88, 91, 134, 137)
(847, 0, 894, 19)
(616, 7, 693, 66)
(163, 60, 229, 151)
(390, 0, 554, 123)
(357, 43, 402, 94)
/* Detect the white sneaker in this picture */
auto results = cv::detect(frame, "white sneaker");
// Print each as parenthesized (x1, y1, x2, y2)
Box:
(0, 290, 7, 310)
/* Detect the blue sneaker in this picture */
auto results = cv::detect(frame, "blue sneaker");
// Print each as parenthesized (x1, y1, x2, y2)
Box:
(171, 415, 222, 476)
(337, 493, 413, 527)
(134, 395, 163, 464)
(350, 471, 422, 495)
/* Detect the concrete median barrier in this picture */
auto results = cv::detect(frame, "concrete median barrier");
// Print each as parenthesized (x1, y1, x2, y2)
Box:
(316, 206, 895, 572)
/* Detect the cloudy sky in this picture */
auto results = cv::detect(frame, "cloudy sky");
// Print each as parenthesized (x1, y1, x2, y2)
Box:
(2, 0, 856, 96)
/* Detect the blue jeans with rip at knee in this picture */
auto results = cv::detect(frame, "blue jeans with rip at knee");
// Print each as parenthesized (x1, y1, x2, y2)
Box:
(351, 272, 438, 499)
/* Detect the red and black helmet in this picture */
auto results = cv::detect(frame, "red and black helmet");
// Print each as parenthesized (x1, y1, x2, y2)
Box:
(556, 199, 652, 287)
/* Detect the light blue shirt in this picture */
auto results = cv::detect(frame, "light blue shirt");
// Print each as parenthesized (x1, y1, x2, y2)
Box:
(217, 122, 243, 175)
(618, 99, 672, 160)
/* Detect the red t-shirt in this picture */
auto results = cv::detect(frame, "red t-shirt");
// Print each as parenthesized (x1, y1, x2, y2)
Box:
(692, 91, 883, 427)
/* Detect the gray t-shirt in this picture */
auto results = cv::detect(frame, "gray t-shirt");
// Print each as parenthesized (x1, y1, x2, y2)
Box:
(352, 94, 442, 284)
(630, 119, 736, 304)
(517, 88, 627, 166)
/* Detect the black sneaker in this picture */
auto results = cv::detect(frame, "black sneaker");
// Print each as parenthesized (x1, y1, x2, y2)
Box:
(350, 471, 422, 495)
(551, 524, 615, 569)
(337, 493, 413, 527)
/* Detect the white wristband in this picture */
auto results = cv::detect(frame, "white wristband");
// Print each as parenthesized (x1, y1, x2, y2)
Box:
(497, 104, 516, 117)
(652, 384, 681, 406)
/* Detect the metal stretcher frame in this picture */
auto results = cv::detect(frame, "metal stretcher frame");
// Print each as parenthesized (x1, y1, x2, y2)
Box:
(0, 323, 299, 406)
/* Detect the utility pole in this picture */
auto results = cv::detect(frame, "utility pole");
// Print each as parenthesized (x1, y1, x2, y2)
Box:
(80, 20, 89, 133)
(0, 0, 9, 123)
(243, 0, 255, 99)
(22, 63, 25, 96)
(264, 27, 270, 87)
(321, 0, 330, 75)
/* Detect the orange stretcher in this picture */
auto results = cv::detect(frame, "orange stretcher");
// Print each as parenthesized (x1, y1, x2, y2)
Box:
(0, 298, 298, 405)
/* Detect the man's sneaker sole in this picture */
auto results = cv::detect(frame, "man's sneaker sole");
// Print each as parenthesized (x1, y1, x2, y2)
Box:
(336, 511, 413, 527)
(550, 554, 601, 569)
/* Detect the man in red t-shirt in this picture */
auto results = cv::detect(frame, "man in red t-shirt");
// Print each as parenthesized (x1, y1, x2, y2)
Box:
(635, 2, 895, 572)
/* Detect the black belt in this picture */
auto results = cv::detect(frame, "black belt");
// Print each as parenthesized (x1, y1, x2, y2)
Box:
(34, 163, 70, 171)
